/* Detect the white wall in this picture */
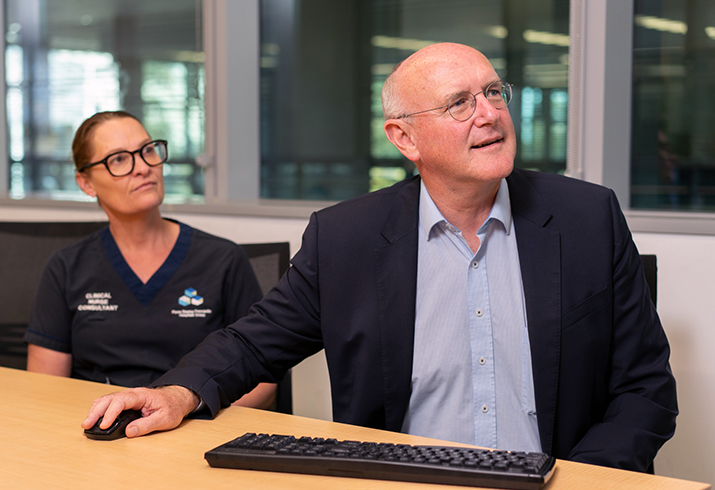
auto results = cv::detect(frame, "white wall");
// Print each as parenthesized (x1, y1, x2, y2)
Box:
(631, 231, 715, 486)
(2, 204, 713, 485)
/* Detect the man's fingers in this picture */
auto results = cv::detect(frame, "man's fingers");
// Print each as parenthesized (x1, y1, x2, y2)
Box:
(81, 386, 191, 437)
(81, 389, 148, 430)
(81, 395, 115, 429)
(124, 416, 152, 438)
(99, 398, 132, 429)
(124, 410, 171, 438)
(125, 423, 141, 438)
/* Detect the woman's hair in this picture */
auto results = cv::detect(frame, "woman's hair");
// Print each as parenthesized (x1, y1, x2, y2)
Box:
(72, 111, 141, 170)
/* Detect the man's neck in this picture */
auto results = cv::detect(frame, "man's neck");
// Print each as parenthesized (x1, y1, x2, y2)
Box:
(425, 179, 500, 232)
(423, 178, 502, 253)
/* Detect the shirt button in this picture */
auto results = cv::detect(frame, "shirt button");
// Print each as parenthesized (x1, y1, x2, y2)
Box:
(471, 261, 479, 269)
(481, 405, 489, 413)
(479, 357, 486, 365)
(476, 309, 483, 317)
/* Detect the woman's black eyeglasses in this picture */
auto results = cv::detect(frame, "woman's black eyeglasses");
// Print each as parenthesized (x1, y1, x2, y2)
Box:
(78, 140, 168, 177)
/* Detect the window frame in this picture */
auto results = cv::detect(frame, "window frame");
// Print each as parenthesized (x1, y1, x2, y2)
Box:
(0, 2, 6, 197)
(569, 0, 715, 234)
(2, 0, 715, 231)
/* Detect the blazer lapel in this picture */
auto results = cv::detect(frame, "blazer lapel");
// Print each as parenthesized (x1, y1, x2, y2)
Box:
(374, 177, 420, 432)
(507, 170, 562, 456)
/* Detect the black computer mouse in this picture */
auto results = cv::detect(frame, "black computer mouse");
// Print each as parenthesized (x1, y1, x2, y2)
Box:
(84, 409, 142, 440)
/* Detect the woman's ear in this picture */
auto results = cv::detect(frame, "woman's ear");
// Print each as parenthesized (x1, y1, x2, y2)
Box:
(75, 171, 97, 198)
(383, 119, 421, 162)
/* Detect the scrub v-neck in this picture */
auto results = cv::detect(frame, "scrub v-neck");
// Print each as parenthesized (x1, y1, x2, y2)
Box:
(100, 221, 192, 306)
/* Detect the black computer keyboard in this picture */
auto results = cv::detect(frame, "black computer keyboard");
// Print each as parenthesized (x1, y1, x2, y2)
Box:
(204, 433, 556, 489)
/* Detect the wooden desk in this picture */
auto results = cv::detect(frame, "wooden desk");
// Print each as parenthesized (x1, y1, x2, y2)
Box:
(1, 367, 709, 490)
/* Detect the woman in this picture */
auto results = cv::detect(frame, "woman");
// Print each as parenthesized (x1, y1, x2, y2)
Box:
(24, 111, 275, 409)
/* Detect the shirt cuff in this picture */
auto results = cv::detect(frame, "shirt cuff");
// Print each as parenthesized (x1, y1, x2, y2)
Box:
(190, 396, 205, 414)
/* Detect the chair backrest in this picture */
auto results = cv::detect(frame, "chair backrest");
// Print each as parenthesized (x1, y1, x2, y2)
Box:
(241, 242, 291, 296)
(0, 221, 108, 369)
(240, 241, 293, 414)
(639, 254, 658, 476)
(640, 254, 658, 307)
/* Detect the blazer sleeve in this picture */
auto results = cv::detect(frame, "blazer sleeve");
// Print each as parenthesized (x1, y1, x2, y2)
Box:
(565, 190, 678, 471)
(151, 213, 326, 416)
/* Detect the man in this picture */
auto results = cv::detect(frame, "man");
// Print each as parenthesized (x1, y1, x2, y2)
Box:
(83, 43, 677, 472)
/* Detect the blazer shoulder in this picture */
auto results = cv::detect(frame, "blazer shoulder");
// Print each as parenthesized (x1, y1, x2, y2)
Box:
(508, 168, 616, 214)
(316, 175, 420, 222)
(510, 168, 611, 195)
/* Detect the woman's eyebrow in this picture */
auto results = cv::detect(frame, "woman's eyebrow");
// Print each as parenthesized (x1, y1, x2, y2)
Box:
(104, 139, 153, 155)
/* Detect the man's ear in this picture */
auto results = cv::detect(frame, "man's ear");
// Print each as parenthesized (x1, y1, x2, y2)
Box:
(75, 172, 97, 198)
(384, 119, 421, 162)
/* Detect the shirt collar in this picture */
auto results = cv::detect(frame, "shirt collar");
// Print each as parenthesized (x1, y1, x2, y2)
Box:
(419, 178, 513, 240)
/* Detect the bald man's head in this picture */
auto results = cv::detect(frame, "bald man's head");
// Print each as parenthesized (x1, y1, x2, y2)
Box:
(381, 43, 495, 120)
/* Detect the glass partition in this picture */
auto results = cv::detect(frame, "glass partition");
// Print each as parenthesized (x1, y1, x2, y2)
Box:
(631, 0, 715, 211)
(259, 0, 570, 200)
(4, 0, 204, 202)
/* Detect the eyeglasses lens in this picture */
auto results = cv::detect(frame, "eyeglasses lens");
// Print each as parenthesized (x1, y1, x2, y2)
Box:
(447, 93, 477, 121)
(447, 82, 512, 121)
(487, 82, 511, 107)
(107, 153, 134, 176)
(142, 141, 167, 165)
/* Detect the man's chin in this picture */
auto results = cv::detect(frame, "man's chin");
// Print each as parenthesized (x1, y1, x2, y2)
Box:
(477, 157, 514, 181)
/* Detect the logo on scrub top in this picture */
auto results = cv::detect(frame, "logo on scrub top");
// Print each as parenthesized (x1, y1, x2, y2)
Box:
(171, 288, 212, 318)
(178, 287, 204, 307)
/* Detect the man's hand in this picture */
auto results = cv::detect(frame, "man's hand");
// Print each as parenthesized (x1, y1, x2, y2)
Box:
(81, 385, 200, 438)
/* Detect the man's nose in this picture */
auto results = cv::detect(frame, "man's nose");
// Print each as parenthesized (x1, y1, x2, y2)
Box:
(471, 93, 500, 125)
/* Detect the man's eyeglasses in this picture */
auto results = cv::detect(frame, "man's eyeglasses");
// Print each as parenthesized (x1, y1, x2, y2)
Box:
(79, 140, 169, 177)
(397, 80, 513, 122)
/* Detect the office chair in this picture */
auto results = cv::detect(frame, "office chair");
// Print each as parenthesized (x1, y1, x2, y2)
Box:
(640, 254, 657, 307)
(241, 242, 293, 414)
(640, 253, 658, 475)
(0, 221, 108, 369)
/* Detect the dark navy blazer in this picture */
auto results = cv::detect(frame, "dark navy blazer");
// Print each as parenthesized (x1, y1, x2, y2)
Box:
(156, 168, 677, 472)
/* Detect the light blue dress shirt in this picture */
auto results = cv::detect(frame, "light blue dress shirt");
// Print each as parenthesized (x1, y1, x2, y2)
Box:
(401, 179, 541, 452)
